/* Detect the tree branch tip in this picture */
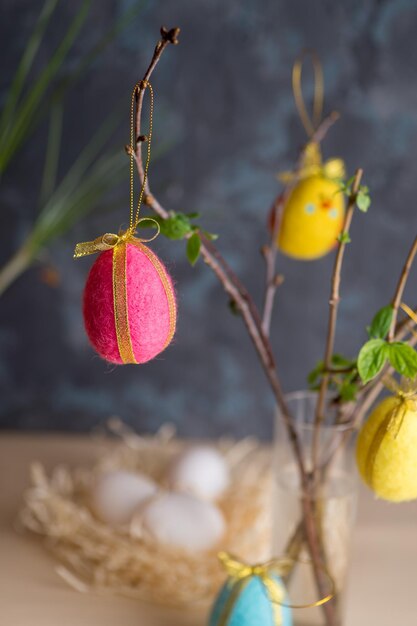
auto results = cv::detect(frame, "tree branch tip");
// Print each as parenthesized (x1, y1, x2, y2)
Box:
(354, 168, 364, 184)
(160, 26, 181, 45)
(124, 144, 135, 157)
(261, 244, 270, 257)
(137, 134, 148, 143)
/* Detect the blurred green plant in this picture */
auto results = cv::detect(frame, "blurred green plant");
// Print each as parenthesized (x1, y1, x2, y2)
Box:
(0, 0, 148, 296)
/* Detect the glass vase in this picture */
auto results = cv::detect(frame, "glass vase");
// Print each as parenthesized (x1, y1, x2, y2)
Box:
(273, 391, 358, 626)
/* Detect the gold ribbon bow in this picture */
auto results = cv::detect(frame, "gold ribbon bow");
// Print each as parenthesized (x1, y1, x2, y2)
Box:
(73, 219, 160, 259)
(216, 552, 334, 626)
(365, 374, 417, 488)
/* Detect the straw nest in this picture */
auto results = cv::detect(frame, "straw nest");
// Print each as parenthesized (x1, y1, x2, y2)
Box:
(20, 421, 272, 607)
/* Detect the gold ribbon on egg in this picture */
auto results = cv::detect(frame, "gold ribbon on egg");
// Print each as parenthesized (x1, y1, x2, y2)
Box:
(216, 552, 335, 626)
(73, 80, 176, 364)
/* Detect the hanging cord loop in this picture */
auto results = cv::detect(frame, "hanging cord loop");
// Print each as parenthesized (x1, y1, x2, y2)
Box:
(73, 80, 159, 259)
(292, 50, 324, 137)
(129, 80, 154, 233)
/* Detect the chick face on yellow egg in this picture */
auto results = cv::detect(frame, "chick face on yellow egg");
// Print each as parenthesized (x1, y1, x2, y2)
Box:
(278, 174, 345, 260)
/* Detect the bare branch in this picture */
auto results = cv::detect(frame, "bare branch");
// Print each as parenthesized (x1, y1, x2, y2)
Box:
(314, 168, 363, 424)
(388, 235, 417, 341)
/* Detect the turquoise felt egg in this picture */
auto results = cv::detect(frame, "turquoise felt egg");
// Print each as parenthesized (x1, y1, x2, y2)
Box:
(208, 575, 293, 626)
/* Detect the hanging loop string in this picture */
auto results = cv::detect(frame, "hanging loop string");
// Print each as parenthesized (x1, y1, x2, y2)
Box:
(292, 50, 324, 137)
(74, 80, 158, 259)
(129, 80, 154, 233)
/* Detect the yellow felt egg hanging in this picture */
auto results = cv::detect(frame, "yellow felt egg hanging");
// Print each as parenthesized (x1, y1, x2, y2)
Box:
(276, 53, 346, 260)
(356, 381, 417, 503)
(277, 144, 345, 260)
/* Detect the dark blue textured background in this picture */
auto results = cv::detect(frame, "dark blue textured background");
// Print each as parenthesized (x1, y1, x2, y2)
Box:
(1, 0, 417, 438)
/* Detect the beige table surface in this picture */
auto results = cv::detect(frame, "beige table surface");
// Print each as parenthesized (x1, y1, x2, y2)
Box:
(1, 433, 417, 626)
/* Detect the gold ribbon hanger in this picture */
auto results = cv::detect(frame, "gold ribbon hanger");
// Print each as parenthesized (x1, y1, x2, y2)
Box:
(292, 50, 324, 139)
(74, 80, 159, 259)
(216, 552, 335, 626)
(278, 52, 344, 185)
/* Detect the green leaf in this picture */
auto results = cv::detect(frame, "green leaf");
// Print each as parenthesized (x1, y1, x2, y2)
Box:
(0, 0, 59, 140)
(158, 213, 193, 240)
(356, 189, 371, 212)
(367, 305, 394, 340)
(39, 100, 63, 204)
(331, 354, 355, 368)
(337, 232, 351, 244)
(0, 0, 90, 172)
(339, 380, 359, 402)
(340, 175, 355, 195)
(30, 109, 121, 248)
(387, 343, 417, 379)
(357, 339, 387, 383)
(186, 233, 201, 266)
(307, 361, 324, 387)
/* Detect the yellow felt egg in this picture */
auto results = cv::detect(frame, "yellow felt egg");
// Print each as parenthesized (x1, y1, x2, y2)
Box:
(356, 395, 417, 502)
(277, 175, 345, 260)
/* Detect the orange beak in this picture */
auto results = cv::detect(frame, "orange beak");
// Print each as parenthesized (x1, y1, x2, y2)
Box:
(320, 197, 332, 211)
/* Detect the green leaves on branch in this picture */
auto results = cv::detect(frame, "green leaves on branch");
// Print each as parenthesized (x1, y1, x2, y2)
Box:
(308, 354, 359, 402)
(357, 339, 417, 383)
(307, 302, 417, 397)
(357, 305, 417, 383)
(356, 186, 371, 212)
(337, 232, 351, 244)
(139, 211, 218, 267)
(339, 177, 371, 212)
(152, 212, 196, 240)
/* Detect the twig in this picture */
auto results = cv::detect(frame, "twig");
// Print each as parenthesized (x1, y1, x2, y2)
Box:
(314, 169, 363, 428)
(261, 191, 287, 335)
(387, 234, 417, 341)
(132, 30, 340, 625)
(261, 111, 340, 336)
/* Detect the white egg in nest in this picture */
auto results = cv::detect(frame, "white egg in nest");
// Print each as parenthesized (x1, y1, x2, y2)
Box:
(132, 492, 226, 552)
(167, 445, 230, 501)
(91, 469, 157, 526)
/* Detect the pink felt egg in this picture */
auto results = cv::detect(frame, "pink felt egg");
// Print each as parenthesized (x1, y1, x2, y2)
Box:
(83, 241, 176, 364)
